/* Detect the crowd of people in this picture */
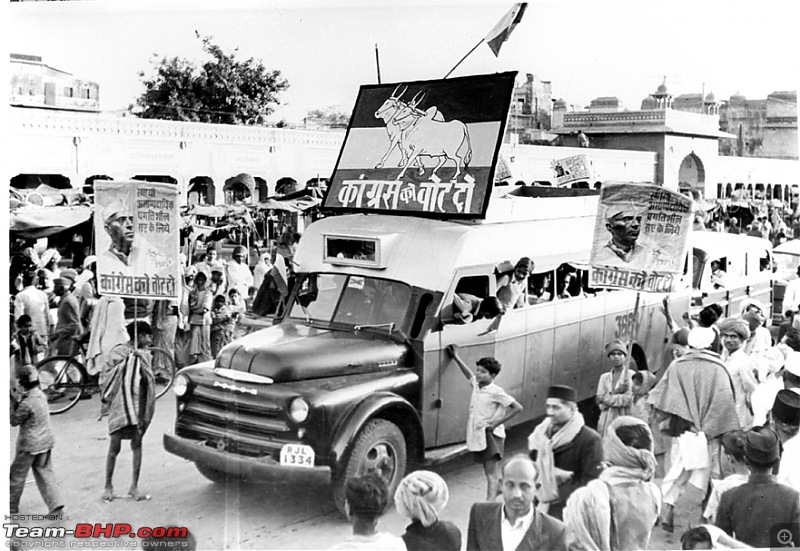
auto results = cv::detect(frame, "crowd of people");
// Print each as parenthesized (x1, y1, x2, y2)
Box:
(8, 214, 800, 549)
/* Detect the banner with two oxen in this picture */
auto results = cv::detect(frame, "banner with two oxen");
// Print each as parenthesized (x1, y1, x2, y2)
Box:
(589, 183, 693, 293)
(323, 72, 517, 219)
(94, 181, 180, 299)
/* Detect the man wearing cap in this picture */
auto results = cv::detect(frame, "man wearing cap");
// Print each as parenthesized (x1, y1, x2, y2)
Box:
(99, 197, 136, 272)
(98, 198, 168, 276)
(226, 245, 254, 298)
(648, 326, 740, 532)
(772, 389, 800, 491)
(593, 202, 651, 268)
(50, 269, 83, 356)
(596, 340, 633, 438)
(716, 427, 800, 547)
(497, 257, 533, 310)
(528, 385, 603, 521)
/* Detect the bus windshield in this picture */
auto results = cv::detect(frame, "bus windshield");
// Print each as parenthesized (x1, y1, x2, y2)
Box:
(290, 273, 413, 328)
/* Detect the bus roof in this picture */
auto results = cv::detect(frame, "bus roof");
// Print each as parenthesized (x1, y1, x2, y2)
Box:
(691, 231, 772, 256)
(295, 195, 599, 291)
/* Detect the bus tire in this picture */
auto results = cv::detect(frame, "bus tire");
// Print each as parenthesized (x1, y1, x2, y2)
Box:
(331, 418, 407, 515)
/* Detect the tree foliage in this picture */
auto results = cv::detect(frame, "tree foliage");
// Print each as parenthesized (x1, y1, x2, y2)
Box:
(306, 106, 350, 128)
(135, 34, 289, 125)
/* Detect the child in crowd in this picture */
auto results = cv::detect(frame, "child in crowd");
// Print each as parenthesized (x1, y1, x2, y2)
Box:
(702, 430, 749, 524)
(101, 321, 156, 502)
(10, 364, 64, 515)
(446, 344, 523, 501)
(331, 473, 406, 550)
(12, 314, 46, 374)
(210, 294, 234, 357)
(228, 288, 247, 340)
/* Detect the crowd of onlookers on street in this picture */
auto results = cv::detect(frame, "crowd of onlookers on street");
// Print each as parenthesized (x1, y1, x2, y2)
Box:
(8, 210, 800, 549)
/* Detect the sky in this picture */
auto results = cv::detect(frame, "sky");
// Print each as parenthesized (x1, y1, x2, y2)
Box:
(3, 0, 800, 123)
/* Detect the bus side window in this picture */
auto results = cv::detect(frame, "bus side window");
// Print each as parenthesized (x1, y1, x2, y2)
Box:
(442, 275, 491, 325)
(454, 275, 489, 298)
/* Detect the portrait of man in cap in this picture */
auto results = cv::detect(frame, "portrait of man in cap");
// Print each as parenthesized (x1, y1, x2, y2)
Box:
(592, 200, 652, 268)
(99, 197, 137, 272)
(97, 194, 171, 277)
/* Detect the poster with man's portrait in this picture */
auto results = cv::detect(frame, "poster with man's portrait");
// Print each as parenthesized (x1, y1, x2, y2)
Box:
(94, 181, 180, 299)
(589, 183, 693, 293)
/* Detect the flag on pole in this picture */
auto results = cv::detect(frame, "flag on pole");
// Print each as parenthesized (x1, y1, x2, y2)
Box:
(485, 3, 528, 57)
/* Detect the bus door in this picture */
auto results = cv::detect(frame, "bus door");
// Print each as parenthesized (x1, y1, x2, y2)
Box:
(436, 268, 497, 447)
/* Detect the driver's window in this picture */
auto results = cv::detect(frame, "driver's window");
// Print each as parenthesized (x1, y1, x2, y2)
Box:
(291, 273, 345, 320)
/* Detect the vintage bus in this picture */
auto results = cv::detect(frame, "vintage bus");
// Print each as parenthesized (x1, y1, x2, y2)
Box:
(163, 188, 711, 512)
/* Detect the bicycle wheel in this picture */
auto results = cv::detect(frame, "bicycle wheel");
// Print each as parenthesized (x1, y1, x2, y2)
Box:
(36, 356, 84, 415)
(149, 347, 175, 399)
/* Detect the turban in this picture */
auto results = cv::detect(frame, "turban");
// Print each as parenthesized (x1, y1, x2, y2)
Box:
(605, 339, 627, 356)
(717, 317, 750, 341)
(602, 416, 657, 481)
(687, 327, 716, 350)
(394, 470, 449, 527)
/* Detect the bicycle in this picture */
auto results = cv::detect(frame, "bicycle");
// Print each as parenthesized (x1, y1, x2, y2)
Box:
(35, 338, 176, 415)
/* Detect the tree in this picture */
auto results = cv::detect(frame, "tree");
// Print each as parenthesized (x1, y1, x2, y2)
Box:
(134, 34, 289, 125)
(305, 106, 350, 128)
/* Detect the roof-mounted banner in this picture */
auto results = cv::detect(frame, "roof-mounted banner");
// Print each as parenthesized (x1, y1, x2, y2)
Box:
(323, 72, 517, 219)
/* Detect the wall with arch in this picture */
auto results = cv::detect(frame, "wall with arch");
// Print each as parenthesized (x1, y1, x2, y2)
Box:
(7, 109, 344, 206)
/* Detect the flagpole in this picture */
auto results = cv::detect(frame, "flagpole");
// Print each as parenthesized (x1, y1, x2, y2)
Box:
(443, 38, 485, 79)
(375, 43, 382, 84)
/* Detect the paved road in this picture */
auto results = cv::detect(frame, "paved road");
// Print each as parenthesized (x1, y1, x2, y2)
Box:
(9, 392, 691, 550)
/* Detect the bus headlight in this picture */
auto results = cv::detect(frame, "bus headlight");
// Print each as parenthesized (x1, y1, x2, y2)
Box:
(173, 374, 190, 397)
(289, 397, 309, 423)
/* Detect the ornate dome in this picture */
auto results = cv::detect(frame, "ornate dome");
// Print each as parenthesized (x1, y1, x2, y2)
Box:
(553, 97, 567, 109)
(704, 91, 716, 102)
(641, 95, 658, 109)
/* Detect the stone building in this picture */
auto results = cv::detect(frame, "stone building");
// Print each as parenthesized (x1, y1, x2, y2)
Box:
(10, 53, 100, 112)
(639, 80, 797, 160)
(508, 73, 553, 143)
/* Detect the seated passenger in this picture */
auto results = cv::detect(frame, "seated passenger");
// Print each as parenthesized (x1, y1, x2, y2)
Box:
(557, 270, 577, 299)
(529, 273, 553, 304)
(450, 294, 505, 324)
(710, 260, 727, 289)
(497, 257, 533, 309)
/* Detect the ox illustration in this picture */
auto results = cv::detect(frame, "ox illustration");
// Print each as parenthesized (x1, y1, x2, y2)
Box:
(390, 93, 472, 182)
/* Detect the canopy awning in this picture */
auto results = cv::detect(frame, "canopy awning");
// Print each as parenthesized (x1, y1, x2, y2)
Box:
(10, 204, 93, 239)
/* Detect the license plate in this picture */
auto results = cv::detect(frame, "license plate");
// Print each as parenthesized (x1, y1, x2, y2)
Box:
(280, 444, 315, 468)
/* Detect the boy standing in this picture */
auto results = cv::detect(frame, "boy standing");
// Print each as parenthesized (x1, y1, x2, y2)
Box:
(12, 314, 46, 374)
(101, 321, 156, 502)
(446, 344, 523, 501)
(10, 365, 64, 515)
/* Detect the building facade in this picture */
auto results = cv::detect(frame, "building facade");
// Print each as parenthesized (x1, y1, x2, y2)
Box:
(10, 53, 100, 112)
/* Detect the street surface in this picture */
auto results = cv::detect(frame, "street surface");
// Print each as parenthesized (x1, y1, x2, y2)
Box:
(9, 390, 693, 550)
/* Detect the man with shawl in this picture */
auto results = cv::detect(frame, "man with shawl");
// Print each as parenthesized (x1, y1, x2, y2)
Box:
(648, 326, 740, 532)
(564, 416, 660, 551)
(101, 321, 156, 502)
(528, 385, 603, 521)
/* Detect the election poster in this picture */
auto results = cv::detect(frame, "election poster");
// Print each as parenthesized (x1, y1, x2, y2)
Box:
(589, 183, 693, 293)
(551, 154, 592, 187)
(323, 72, 517, 219)
(94, 180, 180, 299)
